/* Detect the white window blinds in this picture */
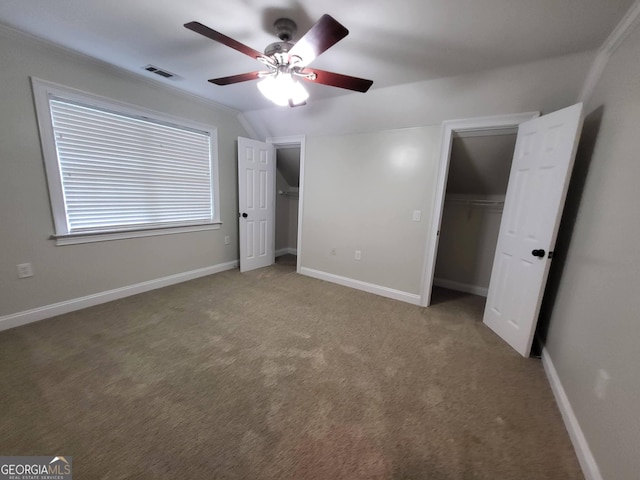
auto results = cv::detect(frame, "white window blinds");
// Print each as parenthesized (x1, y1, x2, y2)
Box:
(48, 97, 214, 234)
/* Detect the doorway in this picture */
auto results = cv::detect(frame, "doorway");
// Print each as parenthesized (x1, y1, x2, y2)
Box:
(268, 135, 306, 274)
(275, 145, 300, 264)
(423, 106, 584, 356)
(432, 130, 516, 297)
(420, 112, 539, 306)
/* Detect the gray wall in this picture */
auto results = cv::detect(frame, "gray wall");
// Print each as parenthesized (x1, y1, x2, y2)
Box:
(287, 197, 299, 251)
(0, 26, 248, 317)
(275, 169, 298, 253)
(275, 169, 290, 252)
(301, 126, 442, 295)
(543, 20, 640, 480)
(447, 134, 517, 196)
(434, 200, 503, 294)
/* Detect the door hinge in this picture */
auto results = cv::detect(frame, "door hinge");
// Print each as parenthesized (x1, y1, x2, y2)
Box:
(548, 251, 554, 259)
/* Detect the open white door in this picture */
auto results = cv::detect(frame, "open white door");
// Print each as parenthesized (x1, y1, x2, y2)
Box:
(483, 103, 583, 356)
(238, 137, 275, 273)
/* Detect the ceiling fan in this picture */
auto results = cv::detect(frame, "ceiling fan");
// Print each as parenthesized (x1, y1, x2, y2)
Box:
(184, 14, 373, 107)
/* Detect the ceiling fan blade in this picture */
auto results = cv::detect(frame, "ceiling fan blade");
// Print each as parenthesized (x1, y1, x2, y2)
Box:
(185, 21, 264, 60)
(288, 15, 349, 66)
(301, 68, 373, 92)
(208, 72, 262, 86)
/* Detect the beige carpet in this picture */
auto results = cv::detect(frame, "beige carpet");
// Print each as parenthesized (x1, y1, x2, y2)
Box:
(0, 256, 583, 479)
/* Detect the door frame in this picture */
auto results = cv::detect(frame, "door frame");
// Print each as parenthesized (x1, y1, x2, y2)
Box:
(419, 112, 539, 307)
(267, 135, 306, 274)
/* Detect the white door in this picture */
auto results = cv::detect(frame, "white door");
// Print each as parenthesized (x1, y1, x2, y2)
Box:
(483, 103, 583, 356)
(238, 137, 275, 272)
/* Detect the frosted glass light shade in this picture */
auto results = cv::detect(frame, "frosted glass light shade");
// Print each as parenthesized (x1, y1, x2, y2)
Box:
(258, 74, 309, 106)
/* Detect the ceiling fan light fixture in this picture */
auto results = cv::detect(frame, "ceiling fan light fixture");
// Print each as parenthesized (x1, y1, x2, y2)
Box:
(257, 73, 309, 107)
(185, 15, 373, 103)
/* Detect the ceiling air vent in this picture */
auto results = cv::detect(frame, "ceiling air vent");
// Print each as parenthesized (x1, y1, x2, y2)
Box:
(143, 65, 181, 80)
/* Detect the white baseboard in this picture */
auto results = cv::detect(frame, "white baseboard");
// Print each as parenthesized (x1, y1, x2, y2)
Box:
(276, 247, 297, 257)
(0, 260, 238, 332)
(300, 267, 421, 305)
(433, 277, 488, 297)
(541, 347, 602, 480)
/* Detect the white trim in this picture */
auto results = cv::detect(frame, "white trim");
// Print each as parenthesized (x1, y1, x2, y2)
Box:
(275, 247, 297, 257)
(296, 139, 306, 275)
(433, 278, 488, 297)
(54, 223, 221, 245)
(0, 260, 238, 333)
(599, 0, 640, 54)
(267, 135, 306, 275)
(541, 348, 603, 480)
(300, 267, 421, 305)
(579, 0, 640, 103)
(419, 112, 539, 307)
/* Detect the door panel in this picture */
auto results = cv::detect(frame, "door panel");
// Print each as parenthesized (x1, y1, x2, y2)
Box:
(238, 137, 275, 272)
(483, 104, 583, 356)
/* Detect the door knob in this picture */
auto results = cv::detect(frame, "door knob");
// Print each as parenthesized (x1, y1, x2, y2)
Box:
(241, 212, 248, 218)
(531, 249, 545, 258)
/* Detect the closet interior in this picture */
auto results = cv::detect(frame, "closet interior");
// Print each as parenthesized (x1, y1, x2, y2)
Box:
(275, 146, 300, 258)
(433, 130, 517, 297)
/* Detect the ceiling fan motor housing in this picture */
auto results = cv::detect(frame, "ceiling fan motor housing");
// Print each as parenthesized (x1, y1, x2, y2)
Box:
(264, 18, 297, 64)
(264, 41, 294, 59)
(273, 18, 297, 42)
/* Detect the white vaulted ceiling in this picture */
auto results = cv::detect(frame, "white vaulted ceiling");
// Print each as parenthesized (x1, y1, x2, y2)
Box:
(0, 0, 633, 114)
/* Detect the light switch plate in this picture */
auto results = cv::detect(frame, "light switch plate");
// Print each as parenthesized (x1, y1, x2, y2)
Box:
(17, 263, 33, 278)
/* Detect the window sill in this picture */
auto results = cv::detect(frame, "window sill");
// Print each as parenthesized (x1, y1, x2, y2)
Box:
(52, 222, 222, 246)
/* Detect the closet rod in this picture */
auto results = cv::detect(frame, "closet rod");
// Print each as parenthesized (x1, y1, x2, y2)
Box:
(447, 198, 504, 207)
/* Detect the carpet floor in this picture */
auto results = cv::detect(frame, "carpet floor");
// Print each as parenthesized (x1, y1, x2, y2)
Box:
(0, 256, 583, 479)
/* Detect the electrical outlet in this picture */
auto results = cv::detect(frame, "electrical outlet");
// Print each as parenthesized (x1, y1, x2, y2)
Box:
(595, 369, 610, 399)
(224, 235, 230, 245)
(412, 210, 422, 221)
(331, 248, 336, 255)
(17, 263, 33, 278)
(355, 250, 361, 260)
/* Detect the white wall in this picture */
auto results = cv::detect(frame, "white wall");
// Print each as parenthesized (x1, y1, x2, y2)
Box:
(242, 50, 594, 139)
(542, 15, 640, 480)
(0, 26, 248, 318)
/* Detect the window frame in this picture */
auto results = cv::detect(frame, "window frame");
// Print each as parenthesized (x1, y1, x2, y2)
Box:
(31, 77, 221, 246)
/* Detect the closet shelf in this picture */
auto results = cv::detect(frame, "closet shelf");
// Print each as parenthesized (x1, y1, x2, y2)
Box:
(278, 190, 299, 199)
(446, 197, 504, 210)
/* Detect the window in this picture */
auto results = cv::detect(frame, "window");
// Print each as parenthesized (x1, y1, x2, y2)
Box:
(32, 78, 220, 245)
